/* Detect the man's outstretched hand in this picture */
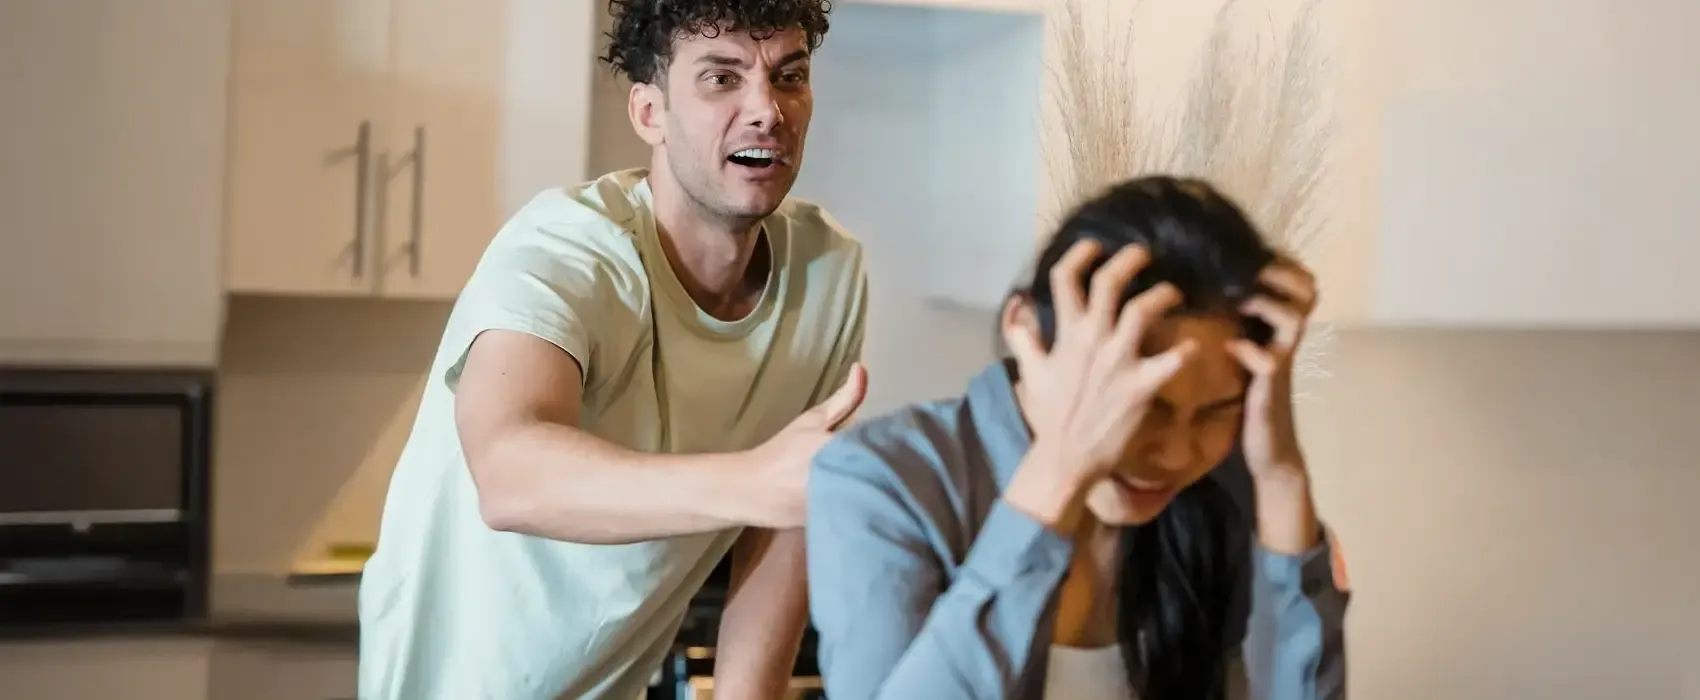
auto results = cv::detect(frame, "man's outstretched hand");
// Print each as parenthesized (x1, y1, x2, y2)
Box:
(744, 363, 868, 529)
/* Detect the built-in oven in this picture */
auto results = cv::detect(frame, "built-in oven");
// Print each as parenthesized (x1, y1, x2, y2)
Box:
(0, 368, 214, 628)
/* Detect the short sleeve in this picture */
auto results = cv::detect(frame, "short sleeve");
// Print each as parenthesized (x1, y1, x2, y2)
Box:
(808, 256, 869, 406)
(441, 204, 648, 395)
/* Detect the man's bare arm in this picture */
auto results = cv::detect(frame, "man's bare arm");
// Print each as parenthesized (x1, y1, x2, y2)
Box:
(455, 330, 784, 544)
(710, 528, 811, 699)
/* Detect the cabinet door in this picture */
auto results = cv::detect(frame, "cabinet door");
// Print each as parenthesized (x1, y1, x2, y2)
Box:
(225, 0, 393, 296)
(0, 639, 213, 700)
(376, 0, 598, 300)
(0, 0, 228, 367)
(207, 641, 358, 700)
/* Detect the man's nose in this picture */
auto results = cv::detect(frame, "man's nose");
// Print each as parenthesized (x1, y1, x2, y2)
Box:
(742, 81, 783, 131)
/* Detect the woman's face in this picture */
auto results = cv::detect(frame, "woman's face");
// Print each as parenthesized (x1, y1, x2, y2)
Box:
(1085, 315, 1248, 526)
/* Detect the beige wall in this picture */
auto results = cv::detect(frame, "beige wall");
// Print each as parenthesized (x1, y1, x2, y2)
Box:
(1296, 329, 1700, 698)
(212, 296, 449, 574)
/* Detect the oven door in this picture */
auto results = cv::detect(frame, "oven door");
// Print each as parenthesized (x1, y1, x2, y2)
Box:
(0, 369, 213, 624)
(0, 371, 208, 529)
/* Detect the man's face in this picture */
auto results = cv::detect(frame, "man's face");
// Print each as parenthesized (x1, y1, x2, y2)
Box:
(633, 27, 814, 224)
(1084, 316, 1248, 526)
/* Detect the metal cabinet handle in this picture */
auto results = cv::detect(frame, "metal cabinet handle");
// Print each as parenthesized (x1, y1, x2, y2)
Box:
(387, 125, 427, 277)
(351, 120, 372, 278)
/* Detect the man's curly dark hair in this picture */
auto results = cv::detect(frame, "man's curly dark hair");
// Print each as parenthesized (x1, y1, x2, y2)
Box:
(602, 0, 833, 86)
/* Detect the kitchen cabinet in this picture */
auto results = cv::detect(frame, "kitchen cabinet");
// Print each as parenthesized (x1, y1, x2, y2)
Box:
(207, 639, 357, 700)
(1330, 0, 1700, 328)
(0, 0, 229, 367)
(225, 0, 598, 299)
(0, 638, 215, 700)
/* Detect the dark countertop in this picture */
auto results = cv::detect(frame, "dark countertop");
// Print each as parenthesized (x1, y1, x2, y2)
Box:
(0, 573, 360, 646)
(0, 566, 799, 657)
(0, 569, 823, 686)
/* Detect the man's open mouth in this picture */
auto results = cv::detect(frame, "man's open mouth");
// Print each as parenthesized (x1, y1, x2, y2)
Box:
(727, 148, 780, 169)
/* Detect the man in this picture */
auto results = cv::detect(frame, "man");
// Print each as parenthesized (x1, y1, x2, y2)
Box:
(356, 1, 863, 698)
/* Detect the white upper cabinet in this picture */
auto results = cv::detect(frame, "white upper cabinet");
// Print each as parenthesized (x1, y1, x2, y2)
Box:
(1339, 0, 1700, 328)
(225, 0, 391, 297)
(225, 0, 598, 299)
(0, 0, 230, 367)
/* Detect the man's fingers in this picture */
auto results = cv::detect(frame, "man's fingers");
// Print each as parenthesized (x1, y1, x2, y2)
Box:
(1112, 282, 1182, 350)
(1048, 239, 1100, 321)
(1087, 246, 1150, 322)
(811, 363, 868, 430)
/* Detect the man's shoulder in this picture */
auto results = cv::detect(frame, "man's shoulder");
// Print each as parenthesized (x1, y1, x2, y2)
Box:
(502, 169, 649, 249)
(771, 196, 864, 261)
(450, 172, 656, 338)
(476, 171, 653, 283)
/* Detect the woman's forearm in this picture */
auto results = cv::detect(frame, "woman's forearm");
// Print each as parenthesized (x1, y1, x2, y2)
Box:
(1252, 471, 1321, 555)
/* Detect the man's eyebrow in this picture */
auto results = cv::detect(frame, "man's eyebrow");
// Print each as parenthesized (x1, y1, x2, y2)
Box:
(693, 49, 810, 70)
(772, 49, 810, 68)
(695, 52, 748, 68)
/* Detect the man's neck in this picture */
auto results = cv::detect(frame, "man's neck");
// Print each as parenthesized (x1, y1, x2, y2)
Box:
(649, 172, 768, 319)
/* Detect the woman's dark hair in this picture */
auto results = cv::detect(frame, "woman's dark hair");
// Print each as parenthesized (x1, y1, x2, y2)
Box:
(1019, 175, 1274, 699)
(602, 0, 834, 86)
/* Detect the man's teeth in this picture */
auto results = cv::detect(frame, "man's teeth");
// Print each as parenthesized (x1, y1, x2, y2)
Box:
(733, 148, 776, 160)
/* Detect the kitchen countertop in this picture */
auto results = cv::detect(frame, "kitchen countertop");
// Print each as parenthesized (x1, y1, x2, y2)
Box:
(0, 569, 738, 646)
(0, 573, 360, 646)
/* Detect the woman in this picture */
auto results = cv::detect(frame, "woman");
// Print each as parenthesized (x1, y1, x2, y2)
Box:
(805, 176, 1348, 700)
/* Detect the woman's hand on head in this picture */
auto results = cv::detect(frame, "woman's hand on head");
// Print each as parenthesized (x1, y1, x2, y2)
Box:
(1001, 240, 1195, 529)
(1226, 256, 1323, 553)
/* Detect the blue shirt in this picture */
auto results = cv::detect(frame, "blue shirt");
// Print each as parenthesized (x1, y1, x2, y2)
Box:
(806, 361, 1350, 699)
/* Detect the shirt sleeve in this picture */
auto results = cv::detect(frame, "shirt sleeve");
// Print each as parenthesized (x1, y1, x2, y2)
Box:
(441, 210, 645, 395)
(806, 433, 1075, 700)
(1239, 532, 1352, 700)
(807, 269, 868, 405)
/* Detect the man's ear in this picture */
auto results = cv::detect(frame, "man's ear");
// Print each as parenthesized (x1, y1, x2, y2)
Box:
(628, 82, 665, 146)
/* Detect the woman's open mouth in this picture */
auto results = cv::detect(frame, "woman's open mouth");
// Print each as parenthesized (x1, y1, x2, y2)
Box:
(1114, 476, 1177, 507)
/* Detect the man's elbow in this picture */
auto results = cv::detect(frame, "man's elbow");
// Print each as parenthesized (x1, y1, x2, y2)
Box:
(463, 431, 561, 535)
(466, 448, 533, 533)
(477, 492, 530, 534)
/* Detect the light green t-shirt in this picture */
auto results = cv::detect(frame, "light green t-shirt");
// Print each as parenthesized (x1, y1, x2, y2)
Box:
(357, 169, 868, 700)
